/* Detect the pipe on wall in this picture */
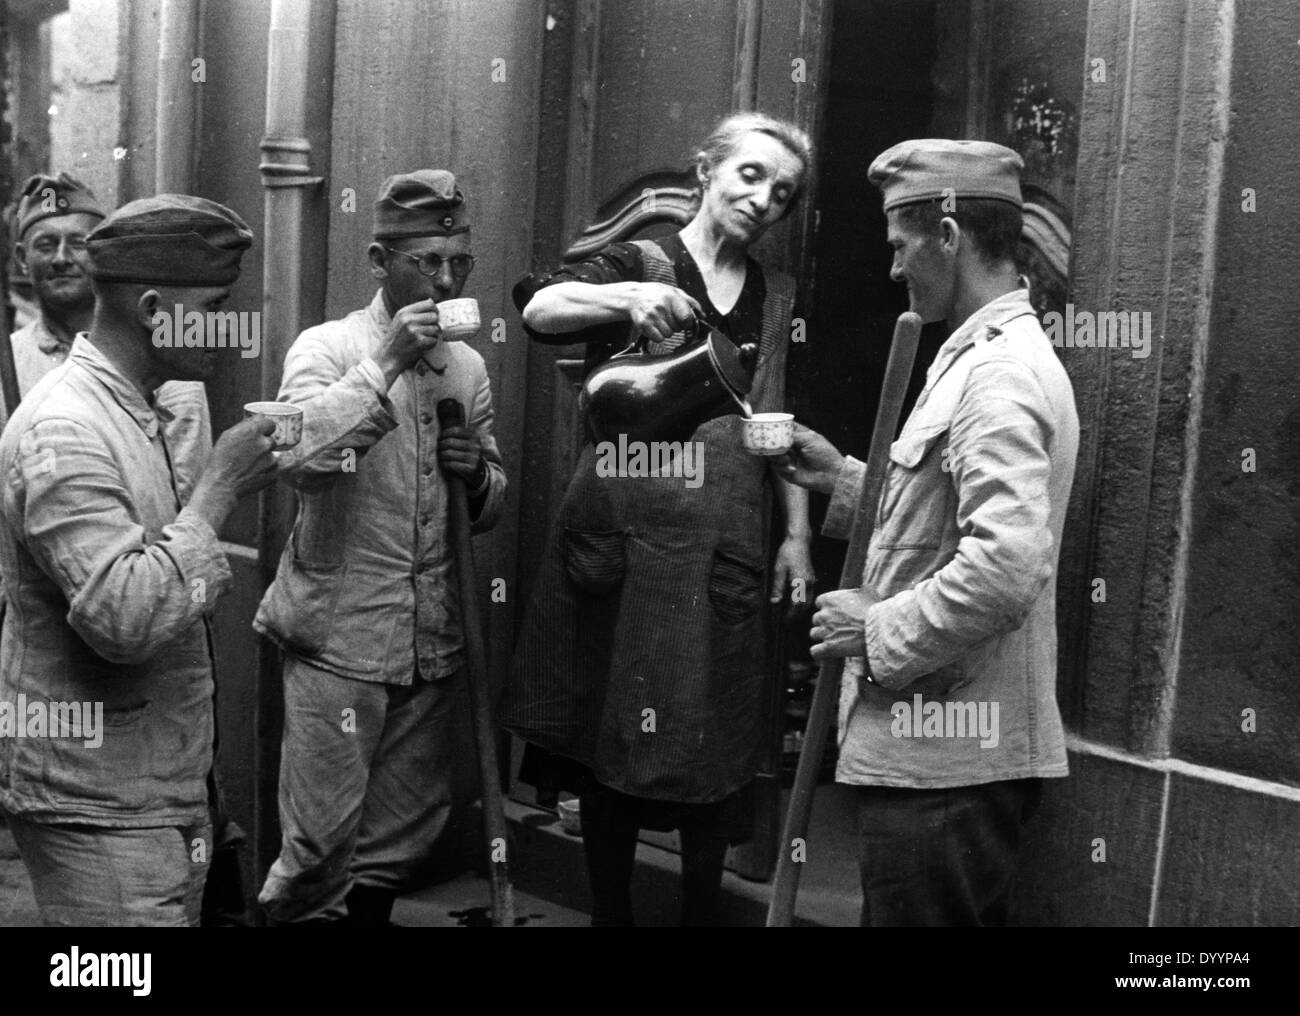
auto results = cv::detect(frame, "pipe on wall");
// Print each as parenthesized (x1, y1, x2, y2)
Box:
(255, 0, 322, 892)
(261, 0, 318, 395)
(155, 0, 200, 193)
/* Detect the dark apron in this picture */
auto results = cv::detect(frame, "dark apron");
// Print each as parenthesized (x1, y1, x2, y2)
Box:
(501, 244, 795, 804)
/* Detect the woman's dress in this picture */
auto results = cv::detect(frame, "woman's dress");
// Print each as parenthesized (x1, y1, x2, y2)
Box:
(500, 233, 797, 812)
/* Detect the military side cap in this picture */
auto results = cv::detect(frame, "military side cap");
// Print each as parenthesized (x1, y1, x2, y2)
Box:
(85, 194, 253, 286)
(374, 169, 470, 240)
(16, 172, 106, 238)
(869, 139, 1024, 211)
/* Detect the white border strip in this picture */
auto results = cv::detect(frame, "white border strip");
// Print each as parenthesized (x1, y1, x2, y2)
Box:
(1068, 733, 1300, 804)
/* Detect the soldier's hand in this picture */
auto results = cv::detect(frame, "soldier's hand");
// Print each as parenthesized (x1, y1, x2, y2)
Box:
(189, 417, 278, 530)
(376, 298, 441, 386)
(438, 424, 485, 481)
(625, 283, 702, 344)
(774, 424, 846, 495)
(809, 588, 872, 661)
(207, 417, 279, 499)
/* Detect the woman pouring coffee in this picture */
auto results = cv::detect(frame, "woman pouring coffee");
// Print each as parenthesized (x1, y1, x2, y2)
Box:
(500, 111, 815, 925)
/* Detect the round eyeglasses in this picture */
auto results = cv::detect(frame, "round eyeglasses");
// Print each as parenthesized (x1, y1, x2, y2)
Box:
(383, 247, 476, 278)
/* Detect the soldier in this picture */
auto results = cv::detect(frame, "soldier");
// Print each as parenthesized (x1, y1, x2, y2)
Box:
(1, 176, 213, 621)
(255, 170, 507, 925)
(0, 195, 282, 926)
(778, 140, 1080, 926)
(5, 172, 105, 418)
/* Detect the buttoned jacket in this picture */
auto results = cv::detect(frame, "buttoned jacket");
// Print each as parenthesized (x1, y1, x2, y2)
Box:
(824, 290, 1079, 787)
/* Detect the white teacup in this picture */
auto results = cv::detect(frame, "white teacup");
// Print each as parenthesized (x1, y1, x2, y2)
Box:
(244, 401, 303, 451)
(437, 297, 481, 341)
(742, 412, 795, 456)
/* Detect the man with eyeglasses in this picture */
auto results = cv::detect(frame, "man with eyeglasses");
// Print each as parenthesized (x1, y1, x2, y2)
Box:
(255, 169, 507, 925)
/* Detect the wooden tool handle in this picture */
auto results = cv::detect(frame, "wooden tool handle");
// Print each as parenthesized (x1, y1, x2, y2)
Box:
(765, 311, 923, 928)
(437, 398, 516, 927)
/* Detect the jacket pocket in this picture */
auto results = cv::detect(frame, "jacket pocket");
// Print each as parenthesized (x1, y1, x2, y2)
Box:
(293, 486, 348, 568)
(708, 550, 763, 625)
(562, 528, 627, 594)
(271, 555, 347, 656)
(877, 424, 954, 550)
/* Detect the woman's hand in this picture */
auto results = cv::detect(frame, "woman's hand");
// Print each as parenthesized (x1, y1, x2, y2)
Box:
(624, 282, 702, 344)
(770, 534, 815, 606)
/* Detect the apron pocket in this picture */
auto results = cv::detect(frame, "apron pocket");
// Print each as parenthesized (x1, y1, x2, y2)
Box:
(562, 528, 627, 594)
(708, 550, 763, 624)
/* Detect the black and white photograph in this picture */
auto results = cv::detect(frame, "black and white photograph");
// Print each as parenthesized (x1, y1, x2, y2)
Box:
(0, 0, 1291, 987)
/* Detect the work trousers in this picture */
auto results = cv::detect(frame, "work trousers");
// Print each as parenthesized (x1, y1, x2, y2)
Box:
(9, 815, 212, 927)
(854, 778, 1043, 927)
(258, 655, 463, 923)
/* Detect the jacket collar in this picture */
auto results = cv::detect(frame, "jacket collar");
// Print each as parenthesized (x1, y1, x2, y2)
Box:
(924, 287, 1038, 390)
(32, 315, 72, 356)
(67, 334, 170, 439)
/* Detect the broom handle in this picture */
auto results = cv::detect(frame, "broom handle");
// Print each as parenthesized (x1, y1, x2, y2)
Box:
(766, 311, 922, 927)
(437, 398, 516, 928)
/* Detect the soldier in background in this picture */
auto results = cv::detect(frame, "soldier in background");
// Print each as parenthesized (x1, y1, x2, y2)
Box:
(4, 173, 106, 425)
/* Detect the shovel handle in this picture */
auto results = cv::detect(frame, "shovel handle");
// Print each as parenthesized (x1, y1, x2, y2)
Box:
(436, 398, 516, 927)
(765, 311, 923, 927)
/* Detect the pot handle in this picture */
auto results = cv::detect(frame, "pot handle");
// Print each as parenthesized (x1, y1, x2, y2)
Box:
(611, 309, 706, 360)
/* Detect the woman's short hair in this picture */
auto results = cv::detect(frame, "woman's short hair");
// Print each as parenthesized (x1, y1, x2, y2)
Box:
(694, 111, 814, 218)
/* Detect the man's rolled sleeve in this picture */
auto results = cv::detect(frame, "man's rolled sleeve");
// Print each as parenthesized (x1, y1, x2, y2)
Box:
(864, 357, 1057, 687)
(19, 419, 233, 665)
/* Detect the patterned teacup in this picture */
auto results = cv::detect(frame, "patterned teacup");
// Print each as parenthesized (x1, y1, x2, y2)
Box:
(437, 297, 481, 341)
(742, 412, 794, 456)
(244, 401, 303, 451)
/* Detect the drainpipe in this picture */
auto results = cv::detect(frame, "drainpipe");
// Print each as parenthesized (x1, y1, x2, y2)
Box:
(155, 0, 200, 192)
(255, 0, 321, 885)
(0, 0, 19, 417)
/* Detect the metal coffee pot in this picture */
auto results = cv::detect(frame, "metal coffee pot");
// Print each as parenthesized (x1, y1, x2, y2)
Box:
(580, 321, 757, 446)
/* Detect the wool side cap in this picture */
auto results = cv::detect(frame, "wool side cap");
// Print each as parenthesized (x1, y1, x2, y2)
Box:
(85, 194, 253, 286)
(17, 172, 106, 238)
(373, 169, 470, 240)
(869, 139, 1024, 211)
